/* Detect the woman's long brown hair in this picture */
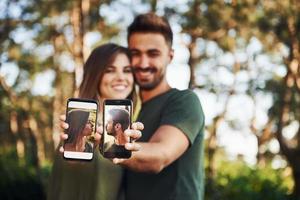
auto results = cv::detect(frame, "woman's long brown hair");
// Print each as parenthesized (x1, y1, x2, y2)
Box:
(65, 109, 89, 144)
(78, 43, 133, 100)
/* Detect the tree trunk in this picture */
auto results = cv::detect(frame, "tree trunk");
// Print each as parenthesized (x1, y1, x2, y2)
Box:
(51, 35, 65, 149)
(28, 115, 45, 165)
(292, 167, 300, 199)
(0, 75, 26, 160)
(26, 119, 39, 169)
(10, 111, 25, 160)
(207, 116, 223, 178)
(150, 0, 157, 12)
(71, 0, 85, 95)
(276, 15, 300, 197)
(188, 36, 197, 89)
(52, 77, 63, 149)
(250, 117, 273, 167)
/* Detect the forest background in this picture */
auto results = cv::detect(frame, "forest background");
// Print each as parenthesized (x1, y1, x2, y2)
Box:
(0, 0, 299, 199)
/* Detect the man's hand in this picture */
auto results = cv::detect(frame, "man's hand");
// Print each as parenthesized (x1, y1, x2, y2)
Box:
(112, 125, 189, 174)
(113, 122, 144, 163)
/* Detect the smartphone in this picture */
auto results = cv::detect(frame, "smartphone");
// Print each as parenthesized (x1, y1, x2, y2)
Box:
(101, 99, 132, 158)
(63, 98, 98, 161)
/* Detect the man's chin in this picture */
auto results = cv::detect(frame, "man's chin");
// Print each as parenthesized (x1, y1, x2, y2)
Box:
(136, 76, 163, 91)
(138, 83, 157, 91)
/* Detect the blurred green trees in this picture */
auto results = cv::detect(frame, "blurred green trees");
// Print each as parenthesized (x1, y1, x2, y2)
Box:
(205, 159, 292, 200)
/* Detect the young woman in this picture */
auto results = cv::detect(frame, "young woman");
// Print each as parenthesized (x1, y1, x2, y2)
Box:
(47, 43, 143, 200)
(64, 109, 93, 152)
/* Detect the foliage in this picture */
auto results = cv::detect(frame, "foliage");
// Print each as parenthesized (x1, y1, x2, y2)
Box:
(0, 148, 51, 200)
(205, 159, 292, 200)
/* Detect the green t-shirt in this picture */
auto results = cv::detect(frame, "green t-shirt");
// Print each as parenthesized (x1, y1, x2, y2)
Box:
(125, 88, 205, 200)
(47, 150, 124, 200)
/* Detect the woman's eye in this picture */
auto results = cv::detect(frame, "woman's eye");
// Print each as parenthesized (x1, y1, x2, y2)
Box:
(124, 67, 132, 73)
(104, 68, 115, 73)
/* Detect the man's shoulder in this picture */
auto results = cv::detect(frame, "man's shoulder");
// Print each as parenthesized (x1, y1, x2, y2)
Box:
(167, 88, 200, 104)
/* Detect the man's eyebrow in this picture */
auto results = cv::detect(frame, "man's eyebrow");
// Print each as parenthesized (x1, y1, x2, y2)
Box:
(130, 48, 160, 53)
(147, 49, 160, 53)
(130, 48, 140, 52)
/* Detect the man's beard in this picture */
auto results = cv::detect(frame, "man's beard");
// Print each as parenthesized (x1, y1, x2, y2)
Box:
(107, 130, 116, 136)
(133, 67, 164, 91)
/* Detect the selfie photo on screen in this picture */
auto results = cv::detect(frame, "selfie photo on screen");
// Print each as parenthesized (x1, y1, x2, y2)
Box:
(104, 106, 130, 153)
(64, 108, 96, 153)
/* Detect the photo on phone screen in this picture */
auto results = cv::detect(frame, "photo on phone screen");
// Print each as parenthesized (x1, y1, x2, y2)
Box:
(102, 99, 132, 158)
(63, 98, 98, 161)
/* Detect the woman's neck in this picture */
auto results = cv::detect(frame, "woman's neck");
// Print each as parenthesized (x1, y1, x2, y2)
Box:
(75, 135, 86, 151)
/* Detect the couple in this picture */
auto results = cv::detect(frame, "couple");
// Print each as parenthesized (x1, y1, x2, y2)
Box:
(48, 13, 205, 200)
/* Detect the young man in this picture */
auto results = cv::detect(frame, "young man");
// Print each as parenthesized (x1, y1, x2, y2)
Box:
(104, 108, 131, 154)
(106, 108, 130, 146)
(115, 13, 205, 200)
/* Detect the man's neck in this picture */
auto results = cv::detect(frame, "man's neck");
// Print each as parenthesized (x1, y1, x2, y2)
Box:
(116, 131, 126, 145)
(140, 80, 171, 103)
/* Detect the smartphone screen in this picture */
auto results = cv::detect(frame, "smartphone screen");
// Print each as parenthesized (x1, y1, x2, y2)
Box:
(63, 98, 98, 161)
(102, 99, 132, 158)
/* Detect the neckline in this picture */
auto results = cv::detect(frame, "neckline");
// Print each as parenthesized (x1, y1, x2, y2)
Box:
(141, 88, 177, 106)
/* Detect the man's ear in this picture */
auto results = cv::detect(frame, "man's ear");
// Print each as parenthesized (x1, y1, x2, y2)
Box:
(169, 49, 174, 62)
(114, 123, 121, 131)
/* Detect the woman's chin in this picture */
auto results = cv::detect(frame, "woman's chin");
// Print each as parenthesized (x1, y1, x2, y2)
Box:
(110, 91, 131, 99)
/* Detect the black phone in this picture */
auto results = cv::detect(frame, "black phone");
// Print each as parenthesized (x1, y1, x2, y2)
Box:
(63, 98, 98, 161)
(101, 99, 132, 158)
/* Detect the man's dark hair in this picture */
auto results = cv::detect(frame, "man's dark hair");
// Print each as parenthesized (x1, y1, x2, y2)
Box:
(127, 12, 173, 47)
(109, 109, 130, 132)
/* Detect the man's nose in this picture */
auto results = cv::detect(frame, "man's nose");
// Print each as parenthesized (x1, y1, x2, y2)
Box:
(138, 54, 150, 68)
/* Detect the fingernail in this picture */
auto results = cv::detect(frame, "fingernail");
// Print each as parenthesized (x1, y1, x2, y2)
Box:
(132, 124, 137, 129)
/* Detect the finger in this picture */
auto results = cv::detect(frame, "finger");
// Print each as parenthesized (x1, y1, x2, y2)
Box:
(96, 125, 103, 135)
(132, 122, 144, 130)
(60, 132, 68, 140)
(94, 132, 101, 141)
(60, 114, 66, 122)
(125, 129, 142, 140)
(94, 132, 101, 146)
(112, 158, 125, 164)
(60, 122, 69, 130)
(59, 146, 64, 153)
(125, 142, 141, 151)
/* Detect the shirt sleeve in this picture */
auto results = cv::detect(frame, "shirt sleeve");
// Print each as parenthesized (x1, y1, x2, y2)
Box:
(160, 90, 205, 145)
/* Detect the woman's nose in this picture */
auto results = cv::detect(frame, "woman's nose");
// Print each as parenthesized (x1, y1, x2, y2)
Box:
(115, 71, 125, 80)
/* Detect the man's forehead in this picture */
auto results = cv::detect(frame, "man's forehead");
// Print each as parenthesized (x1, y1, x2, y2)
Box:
(107, 114, 113, 121)
(128, 32, 169, 50)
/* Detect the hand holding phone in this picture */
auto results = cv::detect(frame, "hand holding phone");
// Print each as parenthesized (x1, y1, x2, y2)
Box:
(63, 98, 98, 161)
(101, 99, 132, 158)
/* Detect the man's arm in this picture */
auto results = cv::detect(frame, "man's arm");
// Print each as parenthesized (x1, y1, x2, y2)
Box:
(115, 125, 189, 174)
